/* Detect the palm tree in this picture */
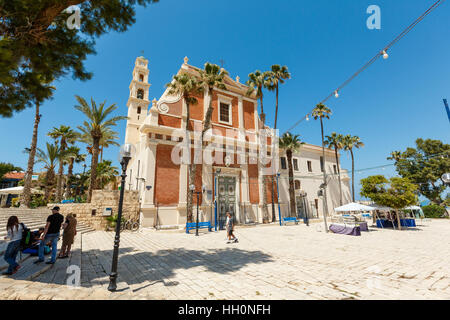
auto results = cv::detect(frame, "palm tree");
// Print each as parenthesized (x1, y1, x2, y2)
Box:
(197, 63, 228, 136)
(166, 73, 203, 222)
(266, 65, 291, 130)
(87, 160, 119, 189)
(246, 70, 270, 124)
(324, 132, 345, 206)
(266, 65, 291, 221)
(247, 70, 271, 222)
(77, 126, 120, 162)
(48, 125, 77, 202)
(342, 135, 365, 202)
(64, 146, 86, 198)
(312, 103, 332, 230)
(74, 96, 127, 202)
(35, 143, 62, 202)
(279, 133, 304, 217)
(22, 79, 55, 208)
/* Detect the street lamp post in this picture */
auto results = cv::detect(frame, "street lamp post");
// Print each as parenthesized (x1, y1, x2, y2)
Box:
(108, 144, 135, 292)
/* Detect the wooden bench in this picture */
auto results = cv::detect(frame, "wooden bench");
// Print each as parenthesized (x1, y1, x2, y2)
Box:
(282, 217, 299, 225)
(186, 221, 212, 234)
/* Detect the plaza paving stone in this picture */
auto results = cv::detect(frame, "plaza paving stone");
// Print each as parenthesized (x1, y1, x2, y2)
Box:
(77, 219, 450, 300)
(1, 219, 449, 300)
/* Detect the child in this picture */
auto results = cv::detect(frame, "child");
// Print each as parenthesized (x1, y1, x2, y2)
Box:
(225, 212, 238, 244)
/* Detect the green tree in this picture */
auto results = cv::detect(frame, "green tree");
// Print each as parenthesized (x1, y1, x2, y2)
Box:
(0, 162, 23, 179)
(86, 160, 119, 190)
(35, 142, 63, 202)
(48, 125, 77, 202)
(266, 65, 291, 221)
(77, 126, 119, 162)
(64, 146, 86, 198)
(75, 96, 126, 202)
(279, 133, 305, 217)
(266, 65, 291, 130)
(360, 175, 418, 230)
(246, 70, 272, 222)
(246, 70, 270, 124)
(21, 78, 55, 207)
(166, 73, 203, 222)
(324, 132, 345, 206)
(390, 138, 450, 205)
(197, 63, 228, 136)
(312, 103, 332, 226)
(0, 0, 159, 117)
(342, 135, 364, 202)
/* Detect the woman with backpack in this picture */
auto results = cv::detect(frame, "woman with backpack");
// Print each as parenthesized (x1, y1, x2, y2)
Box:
(2, 216, 23, 275)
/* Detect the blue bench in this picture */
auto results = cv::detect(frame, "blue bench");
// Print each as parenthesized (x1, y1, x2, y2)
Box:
(282, 217, 299, 225)
(186, 221, 212, 234)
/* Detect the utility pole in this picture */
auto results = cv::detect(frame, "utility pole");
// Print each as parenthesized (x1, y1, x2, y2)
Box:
(443, 99, 450, 124)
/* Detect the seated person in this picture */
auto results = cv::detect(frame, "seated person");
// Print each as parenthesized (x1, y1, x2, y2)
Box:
(22, 228, 51, 256)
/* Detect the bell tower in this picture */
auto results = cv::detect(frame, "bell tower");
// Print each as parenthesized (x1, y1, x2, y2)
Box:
(125, 56, 151, 146)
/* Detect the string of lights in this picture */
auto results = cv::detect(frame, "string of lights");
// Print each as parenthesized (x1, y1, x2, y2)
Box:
(284, 0, 446, 134)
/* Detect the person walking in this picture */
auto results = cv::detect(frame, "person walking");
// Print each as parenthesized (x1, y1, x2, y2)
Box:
(2, 216, 24, 275)
(34, 206, 64, 265)
(225, 212, 238, 244)
(58, 213, 77, 259)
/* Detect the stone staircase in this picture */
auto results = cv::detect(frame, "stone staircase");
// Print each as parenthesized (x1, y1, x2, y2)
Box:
(0, 207, 94, 275)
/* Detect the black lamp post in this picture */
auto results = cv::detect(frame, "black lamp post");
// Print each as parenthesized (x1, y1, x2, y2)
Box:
(190, 184, 206, 236)
(108, 144, 135, 292)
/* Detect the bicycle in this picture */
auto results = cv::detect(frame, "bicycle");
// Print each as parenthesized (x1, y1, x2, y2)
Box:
(121, 218, 140, 232)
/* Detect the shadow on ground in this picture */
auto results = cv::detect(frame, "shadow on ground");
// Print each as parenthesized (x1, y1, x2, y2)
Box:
(82, 246, 273, 291)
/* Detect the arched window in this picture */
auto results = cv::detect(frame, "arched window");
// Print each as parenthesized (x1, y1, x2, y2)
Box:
(139, 74, 144, 82)
(137, 106, 141, 114)
(137, 89, 144, 99)
(294, 180, 301, 190)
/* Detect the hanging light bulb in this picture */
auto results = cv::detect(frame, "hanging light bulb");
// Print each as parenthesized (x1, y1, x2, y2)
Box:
(306, 114, 310, 121)
(382, 50, 389, 59)
(334, 90, 339, 98)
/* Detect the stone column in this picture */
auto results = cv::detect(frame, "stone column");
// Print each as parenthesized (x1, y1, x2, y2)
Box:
(142, 139, 157, 206)
(238, 97, 244, 130)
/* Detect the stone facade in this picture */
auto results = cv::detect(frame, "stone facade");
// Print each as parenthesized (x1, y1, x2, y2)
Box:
(48, 190, 140, 230)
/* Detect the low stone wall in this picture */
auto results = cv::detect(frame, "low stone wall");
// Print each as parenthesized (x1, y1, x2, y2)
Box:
(48, 190, 140, 231)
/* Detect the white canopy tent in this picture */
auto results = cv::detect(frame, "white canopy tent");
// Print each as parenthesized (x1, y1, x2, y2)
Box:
(334, 202, 376, 212)
(0, 186, 43, 194)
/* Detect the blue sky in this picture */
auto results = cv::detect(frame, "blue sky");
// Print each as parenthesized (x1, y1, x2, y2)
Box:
(0, 0, 449, 199)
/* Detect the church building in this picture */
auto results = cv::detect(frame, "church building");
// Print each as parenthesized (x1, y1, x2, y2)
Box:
(124, 56, 351, 229)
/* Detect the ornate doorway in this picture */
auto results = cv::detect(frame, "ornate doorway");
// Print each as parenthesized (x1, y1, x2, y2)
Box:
(218, 176, 236, 230)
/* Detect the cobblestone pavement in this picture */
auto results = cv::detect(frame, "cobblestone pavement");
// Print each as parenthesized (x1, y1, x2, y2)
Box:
(1, 219, 449, 300)
(79, 219, 450, 300)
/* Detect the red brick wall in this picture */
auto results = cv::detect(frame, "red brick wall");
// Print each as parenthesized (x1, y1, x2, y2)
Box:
(158, 114, 181, 128)
(243, 100, 255, 130)
(211, 91, 239, 128)
(264, 176, 278, 203)
(190, 92, 204, 121)
(248, 164, 259, 204)
(154, 144, 180, 206)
